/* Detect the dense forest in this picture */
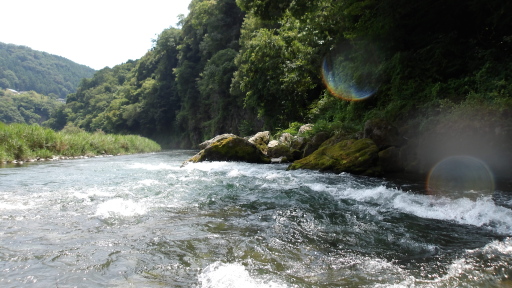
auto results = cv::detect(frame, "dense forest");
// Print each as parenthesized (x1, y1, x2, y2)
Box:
(0, 88, 63, 125)
(47, 0, 512, 149)
(0, 43, 95, 98)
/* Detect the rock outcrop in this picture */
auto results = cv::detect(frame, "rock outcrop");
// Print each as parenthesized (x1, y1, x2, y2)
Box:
(287, 138, 380, 175)
(248, 131, 271, 154)
(186, 116, 512, 188)
(186, 135, 271, 164)
(198, 134, 237, 150)
(364, 118, 405, 149)
(302, 132, 330, 158)
(285, 119, 410, 176)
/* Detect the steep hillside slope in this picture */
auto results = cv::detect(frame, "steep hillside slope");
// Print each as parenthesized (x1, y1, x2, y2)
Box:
(0, 42, 95, 98)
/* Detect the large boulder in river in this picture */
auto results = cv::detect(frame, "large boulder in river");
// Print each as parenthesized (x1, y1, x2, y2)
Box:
(187, 135, 271, 164)
(302, 132, 330, 158)
(279, 133, 294, 145)
(267, 143, 294, 162)
(364, 118, 405, 149)
(248, 131, 271, 154)
(266, 133, 305, 162)
(287, 138, 380, 175)
(198, 134, 237, 149)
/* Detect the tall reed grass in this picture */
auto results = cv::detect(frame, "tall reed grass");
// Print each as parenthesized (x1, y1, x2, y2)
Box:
(0, 123, 161, 162)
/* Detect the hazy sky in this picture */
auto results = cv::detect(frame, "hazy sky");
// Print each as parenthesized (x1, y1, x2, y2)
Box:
(1, 0, 191, 70)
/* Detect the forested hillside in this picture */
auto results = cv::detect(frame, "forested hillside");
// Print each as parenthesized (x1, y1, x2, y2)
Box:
(0, 43, 95, 98)
(48, 0, 512, 148)
(0, 88, 63, 125)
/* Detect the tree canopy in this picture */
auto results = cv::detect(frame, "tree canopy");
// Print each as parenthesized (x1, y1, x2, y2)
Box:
(46, 0, 512, 148)
(0, 89, 63, 125)
(0, 42, 96, 98)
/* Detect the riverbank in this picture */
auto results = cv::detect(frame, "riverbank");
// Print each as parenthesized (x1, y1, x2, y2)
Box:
(0, 123, 161, 163)
(191, 109, 512, 194)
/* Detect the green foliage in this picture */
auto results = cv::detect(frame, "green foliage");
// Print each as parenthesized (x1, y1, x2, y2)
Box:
(45, 0, 512, 150)
(0, 123, 160, 162)
(278, 122, 303, 136)
(236, 0, 316, 20)
(198, 48, 240, 139)
(175, 0, 246, 145)
(234, 13, 321, 130)
(0, 89, 64, 125)
(301, 0, 512, 131)
(0, 42, 95, 98)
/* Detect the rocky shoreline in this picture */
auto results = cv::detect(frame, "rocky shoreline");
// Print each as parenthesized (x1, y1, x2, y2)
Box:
(185, 118, 512, 191)
(0, 154, 117, 166)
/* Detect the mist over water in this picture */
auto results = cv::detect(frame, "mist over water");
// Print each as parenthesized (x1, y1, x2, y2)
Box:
(0, 151, 511, 287)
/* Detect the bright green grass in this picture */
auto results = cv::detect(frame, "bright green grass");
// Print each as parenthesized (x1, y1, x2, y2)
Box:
(0, 123, 161, 162)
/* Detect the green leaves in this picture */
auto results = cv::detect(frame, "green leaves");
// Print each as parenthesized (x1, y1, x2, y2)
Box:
(43, 0, 512, 150)
(0, 42, 95, 98)
(0, 89, 63, 125)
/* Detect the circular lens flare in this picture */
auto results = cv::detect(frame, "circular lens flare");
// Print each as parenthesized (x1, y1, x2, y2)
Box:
(427, 156, 494, 200)
(321, 41, 383, 101)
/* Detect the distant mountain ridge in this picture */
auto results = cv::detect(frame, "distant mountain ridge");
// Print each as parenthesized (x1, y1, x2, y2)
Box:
(0, 42, 96, 98)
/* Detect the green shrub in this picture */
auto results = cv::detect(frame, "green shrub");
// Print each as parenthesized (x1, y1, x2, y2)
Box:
(278, 122, 304, 136)
(0, 123, 161, 161)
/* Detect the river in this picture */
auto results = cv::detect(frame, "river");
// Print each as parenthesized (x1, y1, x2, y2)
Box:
(1, 150, 511, 287)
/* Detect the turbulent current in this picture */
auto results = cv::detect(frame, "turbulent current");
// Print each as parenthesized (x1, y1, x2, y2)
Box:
(1, 150, 511, 287)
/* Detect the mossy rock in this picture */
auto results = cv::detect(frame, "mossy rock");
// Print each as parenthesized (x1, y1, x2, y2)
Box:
(267, 144, 292, 159)
(303, 132, 330, 158)
(248, 131, 271, 154)
(287, 138, 379, 175)
(187, 136, 271, 164)
(198, 133, 237, 149)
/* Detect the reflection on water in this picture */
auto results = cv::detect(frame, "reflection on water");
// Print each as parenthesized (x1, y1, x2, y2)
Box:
(0, 151, 511, 287)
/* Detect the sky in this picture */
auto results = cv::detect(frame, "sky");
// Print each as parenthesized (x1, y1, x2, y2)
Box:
(1, 0, 191, 70)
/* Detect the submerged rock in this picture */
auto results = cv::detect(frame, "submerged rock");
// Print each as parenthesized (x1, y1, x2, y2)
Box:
(287, 138, 379, 175)
(186, 135, 271, 164)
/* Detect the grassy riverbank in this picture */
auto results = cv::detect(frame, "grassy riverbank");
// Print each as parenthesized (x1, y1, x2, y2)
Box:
(0, 123, 161, 162)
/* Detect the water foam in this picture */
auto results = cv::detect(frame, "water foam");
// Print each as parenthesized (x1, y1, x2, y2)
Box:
(402, 237, 512, 287)
(0, 202, 33, 210)
(328, 185, 512, 234)
(227, 169, 242, 177)
(94, 198, 147, 218)
(182, 161, 232, 173)
(72, 186, 114, 200)
(198, 262, 290, 288)
(394, 195, 512, 232)
(369, 238, 512, 288)
(127, 163, 177, 171)
(135, 179, 161, 187)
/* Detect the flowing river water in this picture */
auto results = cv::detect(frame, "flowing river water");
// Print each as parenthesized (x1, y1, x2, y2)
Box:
(1, 150, 511, 287)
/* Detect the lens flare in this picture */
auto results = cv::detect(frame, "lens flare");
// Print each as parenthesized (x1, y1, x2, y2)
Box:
(321, 41, 383, 101)
(427, 156, 494, 200)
